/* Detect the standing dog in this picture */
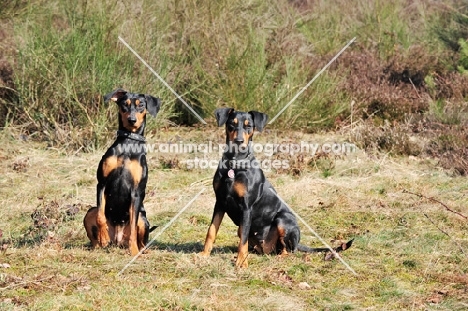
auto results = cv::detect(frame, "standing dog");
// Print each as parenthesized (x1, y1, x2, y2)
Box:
(83, 89, 160, 256)
(200, 108, 353, 267)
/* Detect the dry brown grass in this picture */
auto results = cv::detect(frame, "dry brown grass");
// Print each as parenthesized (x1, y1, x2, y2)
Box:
(1, 126, 468, 310)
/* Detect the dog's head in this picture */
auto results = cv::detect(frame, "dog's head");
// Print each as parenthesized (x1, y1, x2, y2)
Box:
(215, 108, 268, 153)
(104, 88, 161, 133)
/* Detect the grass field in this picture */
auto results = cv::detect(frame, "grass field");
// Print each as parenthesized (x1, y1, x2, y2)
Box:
(2, 0, 468, 310)
(1, 126, 467, 310)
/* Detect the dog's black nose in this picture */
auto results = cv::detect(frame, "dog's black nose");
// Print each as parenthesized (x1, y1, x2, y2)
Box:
(234, 135, 244, 143)
(128, 116, 137, 124)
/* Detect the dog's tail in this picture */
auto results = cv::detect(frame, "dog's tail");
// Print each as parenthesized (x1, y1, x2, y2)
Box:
(296, 238, 354, 259)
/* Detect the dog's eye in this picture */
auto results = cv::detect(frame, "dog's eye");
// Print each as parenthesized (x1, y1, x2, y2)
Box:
(121, 106, 129, 112)
(227, 124, 235, 131)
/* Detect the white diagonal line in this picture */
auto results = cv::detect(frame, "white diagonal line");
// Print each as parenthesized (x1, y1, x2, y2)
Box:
(118, 36, 207, 125)
(268, 37, 357, 124)
(117, 188, 205, 276)
(269, 188, 357, 276)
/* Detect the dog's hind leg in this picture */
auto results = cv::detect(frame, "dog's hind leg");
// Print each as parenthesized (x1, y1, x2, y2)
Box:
(96, 186, 110, 247)
(83, 207, 99, 247)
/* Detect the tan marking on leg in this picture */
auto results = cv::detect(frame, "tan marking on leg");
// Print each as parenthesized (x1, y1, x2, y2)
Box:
(262, 226, 280, 255)
(128, 203, 139, 256)
(235, 225, 249, 268)
(200, 213, 224, 256)
(96, 190, 110, 247)
(137, 214, 147, 250)
(277, 226, 288, 256)
(83, 207, 99, 247)
(114, 225, 125, 246)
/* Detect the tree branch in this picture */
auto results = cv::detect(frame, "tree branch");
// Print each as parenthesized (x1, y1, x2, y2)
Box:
(403, 189, 468, 220)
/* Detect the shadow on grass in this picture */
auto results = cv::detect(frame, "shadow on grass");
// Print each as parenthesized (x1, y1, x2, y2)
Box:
(71, 240, 237, 254)
(148, 241, 237, 254)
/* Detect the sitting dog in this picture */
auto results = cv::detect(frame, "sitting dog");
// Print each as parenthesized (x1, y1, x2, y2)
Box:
(83, 88, 160, 255)
(200, 108, 353, 267)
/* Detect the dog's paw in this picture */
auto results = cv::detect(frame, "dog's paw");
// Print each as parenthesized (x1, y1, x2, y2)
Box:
(129, 245, 139, 257)
(235, 256, 249, 268)
(97, 231, 110, 248)
(198, 251, 211, 257)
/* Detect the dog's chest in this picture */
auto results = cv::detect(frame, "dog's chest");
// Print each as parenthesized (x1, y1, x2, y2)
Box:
(101, 142, 147, 182)
(217, 170, 248, 197)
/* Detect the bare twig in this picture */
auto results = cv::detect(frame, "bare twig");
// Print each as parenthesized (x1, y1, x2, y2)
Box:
(403, 189, 468, 220)
(0, 276, 54, 291)
(408, 77, 422, 99)
(423, 213, 466, 256)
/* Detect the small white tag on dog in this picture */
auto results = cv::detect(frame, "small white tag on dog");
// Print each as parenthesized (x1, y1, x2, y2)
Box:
(228, 169, 235, 178)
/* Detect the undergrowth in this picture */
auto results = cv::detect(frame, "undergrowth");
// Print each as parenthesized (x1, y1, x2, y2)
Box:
(1, 1, 468, 173)
(0, 1, 465, 146)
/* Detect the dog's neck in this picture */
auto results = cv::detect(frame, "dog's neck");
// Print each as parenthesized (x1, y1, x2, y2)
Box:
(116, 130, 146, 142)
(222, 142, 254, 170)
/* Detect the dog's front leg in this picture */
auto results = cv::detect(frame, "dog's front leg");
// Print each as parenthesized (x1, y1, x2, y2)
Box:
(236, 201, 251, 268)
(200, 204, 225, 256)
(96, 183, 110, 247)
(128, 190, 141, 256)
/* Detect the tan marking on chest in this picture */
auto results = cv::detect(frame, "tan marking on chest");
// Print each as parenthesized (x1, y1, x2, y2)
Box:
(233, 181, 247, 197)
(102, 157, 142, 185)
(128, 159, 143, 185)
(102, 156, 123, 178)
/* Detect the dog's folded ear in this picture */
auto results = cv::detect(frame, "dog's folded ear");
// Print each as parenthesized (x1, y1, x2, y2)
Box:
(104, 88, 127, 102)
(215, 108, 234, 127)
(145, 95, 161, 117)
(248, 111, 268, 132)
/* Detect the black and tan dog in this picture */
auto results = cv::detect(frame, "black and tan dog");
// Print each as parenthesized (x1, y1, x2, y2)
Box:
(200, 108, 353, 267)
(83, 89, 160, 256)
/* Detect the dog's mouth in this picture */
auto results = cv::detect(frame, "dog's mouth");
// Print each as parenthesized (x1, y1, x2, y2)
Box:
(123, 124, 139, 132)
(226, 141, 250, 155)
(234, 141, 246, 147)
